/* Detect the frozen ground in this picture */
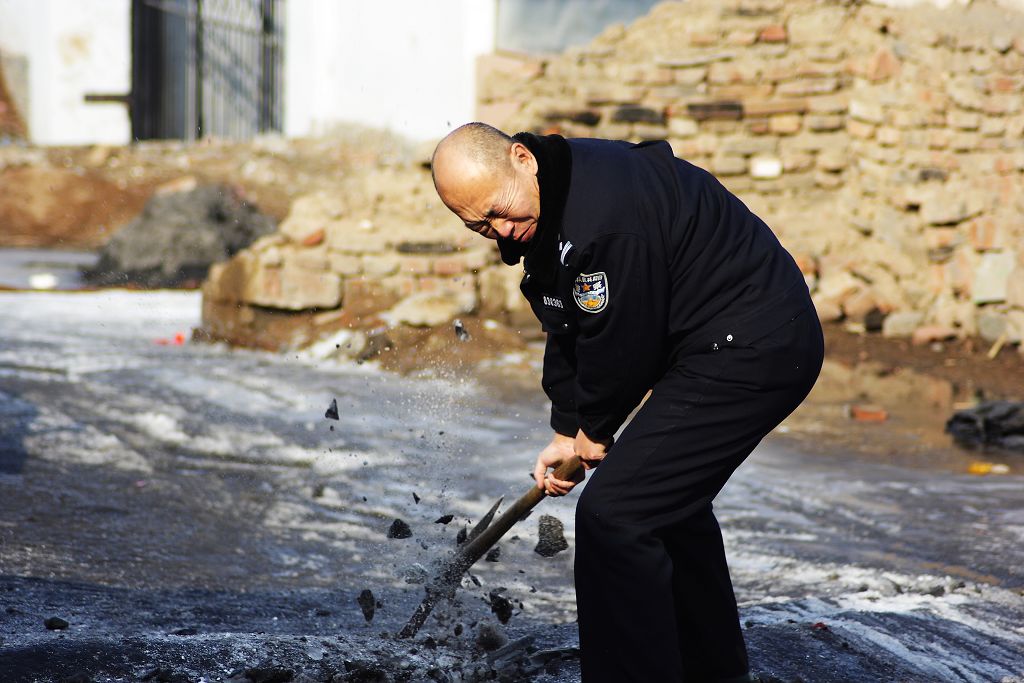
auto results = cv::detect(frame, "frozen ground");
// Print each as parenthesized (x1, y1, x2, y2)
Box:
(0, 248, 98, 291)
(0, 291, 1021, 682)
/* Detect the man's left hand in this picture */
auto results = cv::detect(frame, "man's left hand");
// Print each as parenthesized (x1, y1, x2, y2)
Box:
(576, 429, 612, 470)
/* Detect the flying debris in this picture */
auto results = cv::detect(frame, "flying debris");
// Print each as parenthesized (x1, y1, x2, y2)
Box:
(324, 398, 339, 420)
(356, 589, 377, 622)
(453, 318, 471, 341)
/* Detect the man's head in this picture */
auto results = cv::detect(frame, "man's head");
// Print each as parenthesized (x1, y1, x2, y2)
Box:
(432, 122, 541, 243)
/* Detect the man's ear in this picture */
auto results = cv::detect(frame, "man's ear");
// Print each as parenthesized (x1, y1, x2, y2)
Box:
(510, 142, 538, 175)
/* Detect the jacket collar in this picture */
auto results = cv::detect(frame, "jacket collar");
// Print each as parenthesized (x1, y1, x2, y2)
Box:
(496, 132, 572, 286)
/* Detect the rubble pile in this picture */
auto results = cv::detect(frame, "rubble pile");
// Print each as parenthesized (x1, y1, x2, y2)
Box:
(84, 182, 276, 288)
(478, 0, 1024, 352)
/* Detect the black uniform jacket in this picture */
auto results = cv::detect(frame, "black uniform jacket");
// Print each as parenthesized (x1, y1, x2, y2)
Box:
(501, 133, 812, 443)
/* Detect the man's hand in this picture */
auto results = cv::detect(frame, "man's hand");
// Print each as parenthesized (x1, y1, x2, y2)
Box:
(533, 433, 581, 496)
(575, 429, 612, 470)
(533, 430, 613, 497)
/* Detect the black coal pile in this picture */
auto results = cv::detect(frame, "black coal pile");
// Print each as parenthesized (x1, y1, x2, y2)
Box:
(83, 183, 275, 288)
(946, 401, 1024, 453)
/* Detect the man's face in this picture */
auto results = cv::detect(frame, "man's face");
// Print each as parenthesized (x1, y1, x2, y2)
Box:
(436, 143, 541, 243)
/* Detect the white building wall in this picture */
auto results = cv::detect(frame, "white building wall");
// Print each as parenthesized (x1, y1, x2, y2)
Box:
(0, 0, 131, 145)
(285, 0, 496, 142)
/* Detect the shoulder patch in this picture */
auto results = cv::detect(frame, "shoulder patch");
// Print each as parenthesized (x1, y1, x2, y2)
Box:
(573, 272, 609, 313)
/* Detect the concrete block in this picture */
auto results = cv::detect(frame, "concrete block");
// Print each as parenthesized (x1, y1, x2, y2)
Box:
(972, 251, 1017, 304)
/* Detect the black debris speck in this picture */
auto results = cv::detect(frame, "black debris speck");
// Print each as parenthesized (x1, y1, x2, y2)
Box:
(456, 527, 468, 545)
(356, 589, 376, 622)
(486, 546, 501, 562)
(488, 589, 514, 624)
(535, 514, 569, 557)
(170, 627, 197, 636)
(388, 518, 412, 539)
(324, 398, 339, 420)
(44, 616, 69, 630)
(435, 514, 454, 525)
(413, 492, 421, 504)
(453, 319, 471, 341)
(454, 623, 464, 636)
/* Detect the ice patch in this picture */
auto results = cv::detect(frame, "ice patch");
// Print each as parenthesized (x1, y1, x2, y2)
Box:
(133, 411, 190, 445)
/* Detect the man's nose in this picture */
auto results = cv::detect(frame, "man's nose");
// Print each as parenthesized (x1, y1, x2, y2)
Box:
(494, 219, 515, 238)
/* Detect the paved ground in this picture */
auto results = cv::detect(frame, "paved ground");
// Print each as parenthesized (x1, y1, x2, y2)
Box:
(0, 291, 1021, 682)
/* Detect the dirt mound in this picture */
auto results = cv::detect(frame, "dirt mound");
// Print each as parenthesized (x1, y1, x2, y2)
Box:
(0, 165, 155, 249)
(83, 183, 276, 288)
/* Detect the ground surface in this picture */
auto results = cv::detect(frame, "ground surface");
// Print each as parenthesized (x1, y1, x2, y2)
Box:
(0, 290, 1022, 683)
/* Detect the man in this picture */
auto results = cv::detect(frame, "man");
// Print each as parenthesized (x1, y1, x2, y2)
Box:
(431, 122, 823, 683)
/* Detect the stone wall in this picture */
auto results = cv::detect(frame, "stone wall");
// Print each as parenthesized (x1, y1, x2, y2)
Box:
(201, 164, 531, 354)
(478, 0, 1024, 349)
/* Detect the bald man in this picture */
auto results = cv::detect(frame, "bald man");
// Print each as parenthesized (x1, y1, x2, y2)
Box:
(433, 123, 823, 683)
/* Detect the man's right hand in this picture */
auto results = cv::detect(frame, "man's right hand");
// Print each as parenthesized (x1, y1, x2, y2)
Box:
(533, 433, 583, 497)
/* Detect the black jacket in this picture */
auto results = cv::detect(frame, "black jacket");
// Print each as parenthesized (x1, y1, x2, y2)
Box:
(504, 134, 812, 442)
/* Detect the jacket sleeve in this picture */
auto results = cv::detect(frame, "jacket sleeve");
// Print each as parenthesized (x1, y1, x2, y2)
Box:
(572, 233, 668, 442)
(542, 331, 579, 436)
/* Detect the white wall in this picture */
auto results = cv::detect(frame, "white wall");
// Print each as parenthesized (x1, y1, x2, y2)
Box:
(0, 0, 131, 145)
(285, 0, 496, 143)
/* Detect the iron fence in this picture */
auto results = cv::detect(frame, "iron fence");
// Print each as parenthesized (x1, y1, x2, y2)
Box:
(132, 0, 283, 140)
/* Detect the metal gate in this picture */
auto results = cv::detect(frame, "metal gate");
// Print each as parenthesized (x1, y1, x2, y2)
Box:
(131, 0, 284, 140)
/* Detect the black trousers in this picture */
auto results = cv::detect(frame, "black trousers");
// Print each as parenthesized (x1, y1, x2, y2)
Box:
(575, 307, 824, 682)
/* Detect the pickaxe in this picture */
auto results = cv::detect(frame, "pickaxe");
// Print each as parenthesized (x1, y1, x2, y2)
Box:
(398, 455, 583, 639)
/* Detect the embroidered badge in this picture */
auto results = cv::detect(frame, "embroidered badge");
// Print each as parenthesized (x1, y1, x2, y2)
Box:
(573, 272, 609, 313)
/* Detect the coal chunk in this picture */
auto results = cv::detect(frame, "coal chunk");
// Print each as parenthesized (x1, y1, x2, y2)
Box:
(534, 514, 569, 557)
(475, 620, 508, 651)
(324, 399, 339, 421)
(44, 616, 69, 630)
(412, 492, 421, 504)
(455, 527, 468, 545)
(453, 319, 471, 341)
(488, 589, 514, 624)
(244, 667, 294, 683)
(485, 546, 501, 562)
(356, 589, 376, 622)
(435, 514, 454, 525)
(863, 307, 887, 333)
(170, 627, 197, 636)
(946, 401, 1024, 452)
(387, 518, 412, 539)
